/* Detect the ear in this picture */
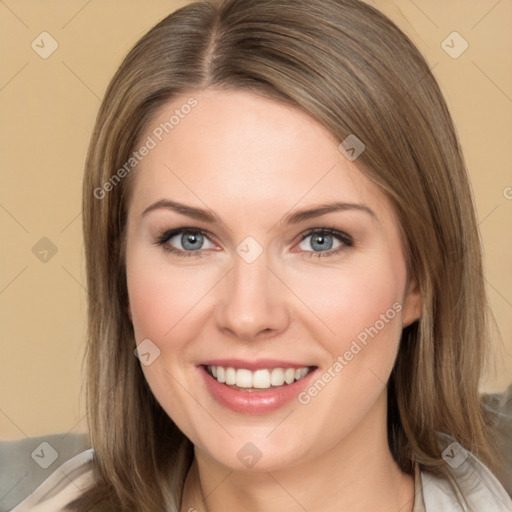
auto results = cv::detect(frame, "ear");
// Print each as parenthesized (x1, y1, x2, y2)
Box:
(402, 277, 422, 328)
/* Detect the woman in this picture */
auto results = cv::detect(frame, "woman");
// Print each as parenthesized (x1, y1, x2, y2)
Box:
(12, 0, 512, 510)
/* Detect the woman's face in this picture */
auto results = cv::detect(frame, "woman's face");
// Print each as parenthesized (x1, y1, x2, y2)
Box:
(125, 88, 421, 472)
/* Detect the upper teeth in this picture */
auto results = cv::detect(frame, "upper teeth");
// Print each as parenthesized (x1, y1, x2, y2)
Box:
(207, 365, 311, 389)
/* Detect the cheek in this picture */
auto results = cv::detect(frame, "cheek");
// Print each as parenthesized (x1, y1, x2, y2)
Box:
(289, 252, 406, 352)
(127, 270, 171, 345)
(126, 247, 215, 344)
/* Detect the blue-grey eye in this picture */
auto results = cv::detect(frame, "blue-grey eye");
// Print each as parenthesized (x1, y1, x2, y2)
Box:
(178, 231, 204, 251)
(298, 232, 342, 253)
(160, 229, 216, 252)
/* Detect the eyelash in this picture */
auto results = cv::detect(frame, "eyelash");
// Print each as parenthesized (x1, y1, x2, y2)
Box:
(154, 227, 353, 259)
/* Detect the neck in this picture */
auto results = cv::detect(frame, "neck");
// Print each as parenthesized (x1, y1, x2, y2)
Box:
(180, 393, 415, 512)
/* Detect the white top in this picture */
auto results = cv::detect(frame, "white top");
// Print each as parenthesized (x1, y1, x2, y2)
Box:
(10, 447, 512, 512)
(10, 449, 95, 512)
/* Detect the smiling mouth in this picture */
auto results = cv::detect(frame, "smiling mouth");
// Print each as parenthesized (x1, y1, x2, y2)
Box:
(204, 364, 317, 391)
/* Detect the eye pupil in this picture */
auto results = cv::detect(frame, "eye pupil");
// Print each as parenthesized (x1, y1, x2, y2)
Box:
(311, 233, 333, 251)
(182, 231, 203, 250)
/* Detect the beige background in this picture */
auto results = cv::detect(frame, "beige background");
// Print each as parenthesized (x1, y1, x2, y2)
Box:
(0, 0, 511, 440)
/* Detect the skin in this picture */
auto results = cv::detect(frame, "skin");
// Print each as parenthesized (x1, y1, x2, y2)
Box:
(125, 88, 422, 512)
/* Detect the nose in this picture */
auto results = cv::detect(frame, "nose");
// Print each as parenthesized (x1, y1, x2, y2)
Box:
(214, 249, 290, 341)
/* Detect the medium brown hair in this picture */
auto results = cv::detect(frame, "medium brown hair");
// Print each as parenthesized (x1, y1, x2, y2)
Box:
(70, 0, 501, 510)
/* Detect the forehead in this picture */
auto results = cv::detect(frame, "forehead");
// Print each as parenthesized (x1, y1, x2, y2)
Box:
(129, 88, 390, 220)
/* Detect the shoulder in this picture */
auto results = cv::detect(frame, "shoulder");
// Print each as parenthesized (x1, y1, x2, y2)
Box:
(419, 440, 512, 512)
(0, 432, 95, 512)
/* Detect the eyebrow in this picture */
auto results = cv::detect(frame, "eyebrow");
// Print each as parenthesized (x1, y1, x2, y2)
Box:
(140, 199, 377, 225)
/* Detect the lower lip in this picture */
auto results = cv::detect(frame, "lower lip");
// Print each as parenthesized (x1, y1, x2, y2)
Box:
(199, 365, 317, 414)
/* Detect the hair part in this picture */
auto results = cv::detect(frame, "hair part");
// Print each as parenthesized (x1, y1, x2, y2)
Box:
(70, 0, 502, 510)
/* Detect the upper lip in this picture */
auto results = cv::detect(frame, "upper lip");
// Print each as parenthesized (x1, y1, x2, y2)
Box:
(200, 359, 316, 371)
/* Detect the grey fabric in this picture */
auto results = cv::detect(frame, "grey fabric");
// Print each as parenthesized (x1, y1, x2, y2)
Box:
(482, 382, 512, 497)
(0, 432, 91, 512)
(421, 452, 512, 511)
